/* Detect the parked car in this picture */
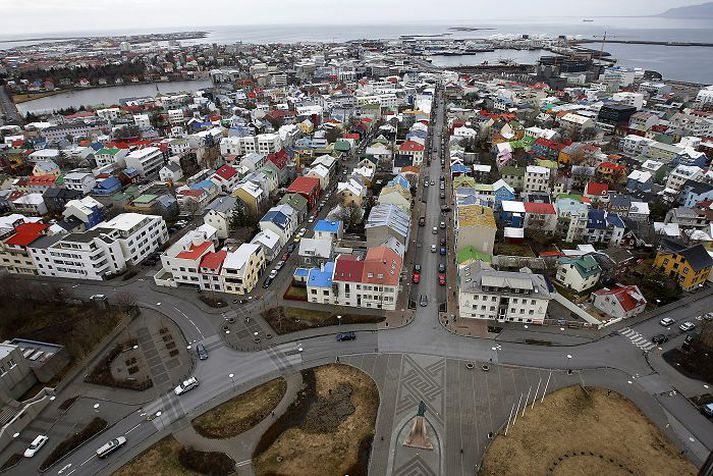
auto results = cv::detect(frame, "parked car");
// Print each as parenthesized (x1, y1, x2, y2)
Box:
(274, 260, 285, 271)
(414, 264, 422, 273)
(438, 273, 446, 285)
(438, 263, 446, 273)
(651, 334, 668, 345)
(263, 276, 274, 288)
(96, 436, 127, 459)
(196, 343, 208, 360)
(440, 221, 446, 229)
(440, 238, 446, 246)
(412, 272, 421, 284)
(432, 226, 438, 234)
(439, 246, 447, 256)
(679, 321, 696, 332)
(287, 243, 296, 253)
(659, 317, 675, 327)
(174, 377, 199, 396)
(336, 332, 356, 342)
(430, 244, 437, 253)
(419, 295, 428, 307)
(24, 435, 48, 458)
(701, 403, 713, 418)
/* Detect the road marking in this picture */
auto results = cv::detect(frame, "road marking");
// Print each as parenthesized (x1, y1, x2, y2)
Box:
(125, 423, 141, 435)
(236, 459, 252, 467)
(618, 328, 655, 353)
(66, 470, 76, 476)
(80, 455, 94, 466)
(173, 306, 205, 339)
(58, 463, 72, 474)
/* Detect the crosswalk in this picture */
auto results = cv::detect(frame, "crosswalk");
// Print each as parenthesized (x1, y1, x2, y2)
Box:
(618, 327, 656, 352)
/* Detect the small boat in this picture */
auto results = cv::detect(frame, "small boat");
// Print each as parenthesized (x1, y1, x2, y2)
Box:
(583, 19, 594, 22)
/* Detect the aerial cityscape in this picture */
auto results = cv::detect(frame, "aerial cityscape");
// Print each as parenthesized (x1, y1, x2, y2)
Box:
(2, 1, 713, 475)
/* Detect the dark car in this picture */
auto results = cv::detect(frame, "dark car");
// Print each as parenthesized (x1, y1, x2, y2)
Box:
(287, 243, 296, 253)
(439, 246, 447, 255)
(196, 343, 208, 360)
(440, 238, 446, 246)
(336, 331, 356, 342)
(438, 263, 446, 273)
(262, 276, 274, 288)
(414, 264, 422, 273)
(651, 334, 668, 345)
(419, 295, 428, 307)
(282, 252, 290, 261)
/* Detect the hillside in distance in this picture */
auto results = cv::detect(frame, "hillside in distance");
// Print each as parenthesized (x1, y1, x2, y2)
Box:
(659, 2, 713, 18)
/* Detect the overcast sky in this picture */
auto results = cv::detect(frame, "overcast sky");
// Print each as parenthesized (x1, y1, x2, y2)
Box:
(0, 0, 704, 36)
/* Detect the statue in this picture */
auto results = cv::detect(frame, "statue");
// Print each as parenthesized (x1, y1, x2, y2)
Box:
(404, 400, 434, 450)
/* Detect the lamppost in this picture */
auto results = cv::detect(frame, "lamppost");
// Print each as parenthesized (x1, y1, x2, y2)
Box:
(228, 373, 235, 387)
(337, 315, 342, 326)
(490, 345, 502, 363)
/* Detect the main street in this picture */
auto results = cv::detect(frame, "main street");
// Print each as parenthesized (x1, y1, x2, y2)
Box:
(11, 86, 713, 475)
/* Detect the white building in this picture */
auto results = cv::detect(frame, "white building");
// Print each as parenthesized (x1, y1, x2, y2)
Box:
(612, 92, 645, 111)
(221, 243, 266, 295)
(458, 261, 553, 324)
(94, 213, 168, 265)
(125, 147, 165, 176)
(63, 170, 96, 194)
(523, 166, 551, 194)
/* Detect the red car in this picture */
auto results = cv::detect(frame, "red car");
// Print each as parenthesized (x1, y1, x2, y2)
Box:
(412, 272, 421, 284)
(438, 273, 446, 285)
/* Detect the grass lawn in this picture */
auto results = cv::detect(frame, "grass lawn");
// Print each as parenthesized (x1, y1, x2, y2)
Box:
(480, 386, 696, 476)
(113, 436, 197, 476)
(495, 242, 535, 257)
(192, 377, 287, 439)
(283, 285, 308, 301)
(253, 364, 379, 476)
(264, 306, 384, 335)
(113, 436, 234, 476)
(12, 91, 62, 103)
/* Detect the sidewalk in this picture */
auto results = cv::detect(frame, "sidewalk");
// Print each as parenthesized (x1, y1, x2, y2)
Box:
(173, 372, 304, 475)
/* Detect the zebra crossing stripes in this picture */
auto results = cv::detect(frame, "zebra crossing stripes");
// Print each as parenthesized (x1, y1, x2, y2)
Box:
(619, 327, 656, 352)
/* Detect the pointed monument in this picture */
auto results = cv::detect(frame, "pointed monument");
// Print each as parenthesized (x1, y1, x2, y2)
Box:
(403, 401, 434, 450)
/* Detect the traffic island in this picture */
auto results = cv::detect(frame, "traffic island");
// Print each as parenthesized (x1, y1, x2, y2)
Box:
(253, 364, 379, 476)
(114, 436, 235, 476)
(263, 306, 384, 334)
(192, 377, 287, 439)
(479, 386, 696, 476)
(39, 417, 107, 471)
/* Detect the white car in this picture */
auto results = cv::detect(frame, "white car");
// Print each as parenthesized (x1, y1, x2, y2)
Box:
(679, 321, 696, 332)
(430, 244, 437, 253)
(659, 317, 675, 327)
(174, 377, 199, 396)
(24, 435, 48, 458)
(269, 269, 278, 279)
(274, 260, 285, 271)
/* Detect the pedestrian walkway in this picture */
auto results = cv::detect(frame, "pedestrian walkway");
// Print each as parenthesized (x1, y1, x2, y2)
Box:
(173, 372, 303, 476)
(619, 327, 656, 352)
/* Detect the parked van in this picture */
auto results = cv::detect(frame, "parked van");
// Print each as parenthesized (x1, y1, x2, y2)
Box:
(96, 436, 127, 458)
(418, 216, 426, 226)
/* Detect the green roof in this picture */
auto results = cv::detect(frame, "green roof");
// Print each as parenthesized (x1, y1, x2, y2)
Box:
(334, 140, 351, 152)
(97, 148, 121, 155)
(500, 166, 525, 176)
(133, 194, 159, 204)
(535, 159, 558, 169)
(457, 247, 493, 265)
(557, 193, 583, 201)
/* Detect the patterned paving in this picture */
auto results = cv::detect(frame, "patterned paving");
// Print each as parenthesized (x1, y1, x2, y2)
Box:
(394, 355, 446, 426)
(392, 454, 438, 476)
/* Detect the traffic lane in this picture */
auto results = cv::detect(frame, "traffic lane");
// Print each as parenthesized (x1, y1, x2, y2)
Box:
(300, 331, 380, 363)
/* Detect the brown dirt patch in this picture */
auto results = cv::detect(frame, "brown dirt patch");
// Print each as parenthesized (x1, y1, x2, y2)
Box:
(253, 364, 379, 476)
(192, 377, 287, 439)
(264, 307, 384, 334)
(480, 386, 696, 476)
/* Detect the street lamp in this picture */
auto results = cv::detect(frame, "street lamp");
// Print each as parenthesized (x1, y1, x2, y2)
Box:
(337, 315, 342, 326)
(228, 373, 235, 386)
(93, 403, 100, 413)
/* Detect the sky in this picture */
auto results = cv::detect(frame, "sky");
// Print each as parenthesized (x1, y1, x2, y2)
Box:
(0, 0, 705, 36)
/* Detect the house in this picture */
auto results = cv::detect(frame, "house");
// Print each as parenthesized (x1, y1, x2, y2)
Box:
(233, 180, 267, 217)
(32, 160, 60, 177)
(584, 182, 609, 203)
(250, 229, 282, 262)
(279, 193, 309, 223)
(653, 241, 713, 291)
(204, 196, 240, 239)
(499, 166, 525, 192)
(523, 166, 551, 194)
(523, 202, 558, 235)
(124, 147, 165, 176)
(259, 204, 298, 246)
(221, 243, 266, 295)
(499, 200, 526, 228)
(337, 178, 366, 207)
(556, 255, 602, 293)
(458, 261, 553, 324)
(43, 188, 83, 215)
(0, 222, 50, 275)
(156, 227, 218, 288)
(626, 170, 653, 193)
(94, 148, 129, 167)
(287, 176, 321, 210)
(63, 170, 97, 195)
(556, 197, 590, 242)
(159, 162, 184, 183)
(198, 250, 228, 292)
(680, 181, 713, 209)
(455, 204, 497, 255)
(365, 204, 411, 250)
(12, 193, 48, 216)
(395, 140, 425, 170)
(591, 284, 647, 319)
(62, 197, 104, 230)
(299, 237, 333, 267)
(313, 220, 343, 241)
(306, 261, 336, 304)
(584, 209, 625, 246)
(331, 245, 402, 310)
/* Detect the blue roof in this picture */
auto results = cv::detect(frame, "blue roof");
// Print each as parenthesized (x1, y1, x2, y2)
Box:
(191, 179, 216, 191)
(587, 209, 607, 230)
(451, 164, 469, 174)
(606, 213, 625, 228)
(97, 176, 121, 189)
(314, 220, 341, 233)
(387, 175, 410, 189)
(261, 210, 289, 229)
(307, 262, 335, 288)
(293, 267, 310, 278)
(90, 142, 104, 151)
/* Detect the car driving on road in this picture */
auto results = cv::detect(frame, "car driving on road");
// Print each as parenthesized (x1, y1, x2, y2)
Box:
(96, 436, 127, 458)
(659, 317, 675, 327)
(336, 332, 356, 341)
(24, 435, 48, 458)
(419, 295, 428, 307)
(679, 321, 696, 332)
(174, 377, 199, 396)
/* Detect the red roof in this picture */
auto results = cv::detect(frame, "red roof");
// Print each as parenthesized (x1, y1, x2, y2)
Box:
(176, 241, 212, 260)
(267, 149, 289, 170)
(5, 222, 48, 247)
(539, 250, 564, 257)
(598, 161, 626, 172)
(27, 175, 56, 186)
(287, 176, 321, 195)
(534, 138, 564, 151)
(343, 133, 360, 140)
(362, 246, 402, 286)
(593, 284, 646, 312)
(200, 250, 227, 270)
(524, 202, 556, 214)
(585, 182, 609, 197)
(215, 164, 238, 181)
(333, 255, 364, 282)
(177, 189, 204, 198)
(399, 140, 425, 152)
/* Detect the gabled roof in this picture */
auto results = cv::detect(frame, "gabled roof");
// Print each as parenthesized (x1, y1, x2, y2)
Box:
(333, 254, 364, 282)
(287, 176, 321, 195)
(593, 284, 646, 312)
(4, 222, 48, 246)
(215, 164, 238, 180)
(524, 202, 556, 214)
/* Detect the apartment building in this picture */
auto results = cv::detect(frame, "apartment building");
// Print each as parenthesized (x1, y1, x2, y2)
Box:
(221, 243, 266, 295)
(94, 148, 128, 168)
(332, 245, 402, 311)
(0, 222, 49, 275)
(95, 213, 168, 266)
(125, 147, 165, 176)
(156, 226, 218, 288)
(458, 261, 553, 324)
(523, 165, 551, 194)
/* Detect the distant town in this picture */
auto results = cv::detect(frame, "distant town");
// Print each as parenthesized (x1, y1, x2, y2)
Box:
(0, 28, 712, 476)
